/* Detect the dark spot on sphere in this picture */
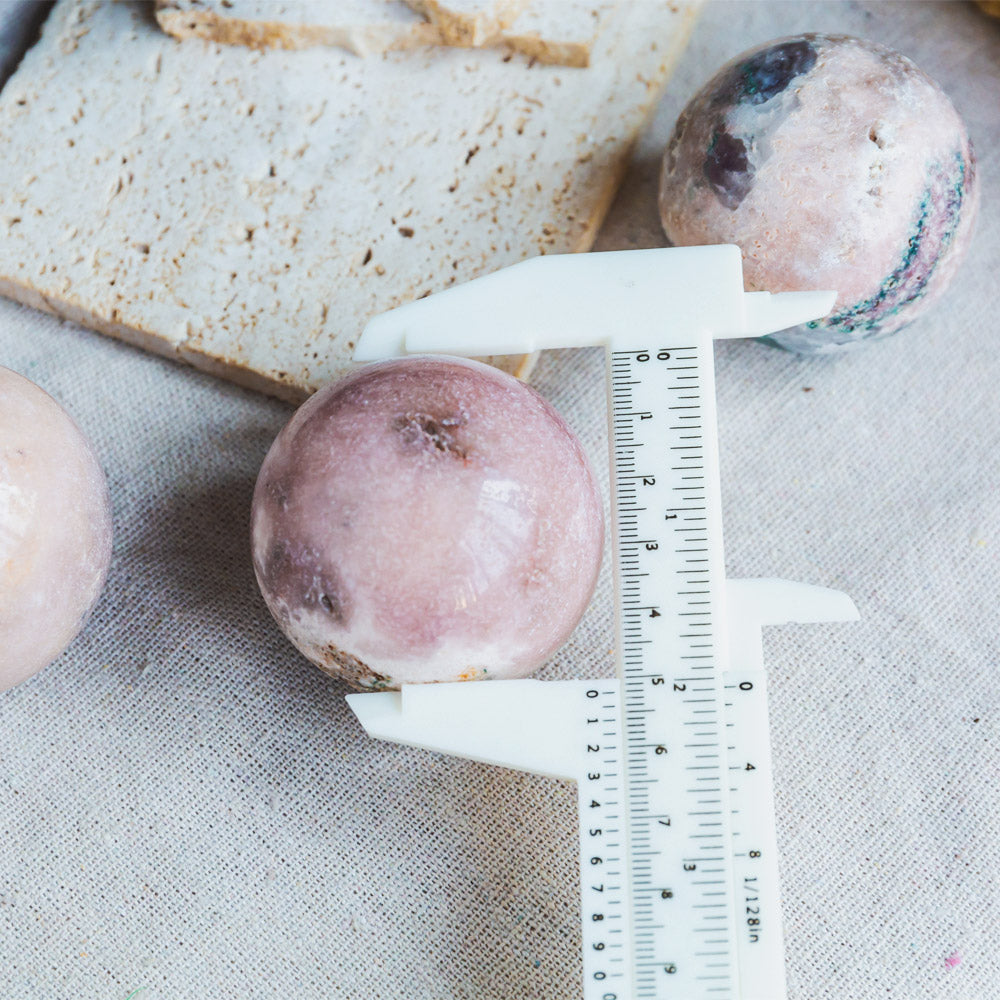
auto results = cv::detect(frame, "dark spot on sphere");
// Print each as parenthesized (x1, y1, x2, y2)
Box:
(704, 128, 754, 209)
(301, 572, 348, 624)
(718, 38, 818, 106)
(259, 539, 349, 626)
(393, 411, 468, 458)
(265, 476, 290, 510)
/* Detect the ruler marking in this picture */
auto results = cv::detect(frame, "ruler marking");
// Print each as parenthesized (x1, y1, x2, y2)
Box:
(608, 344, 744, 1000)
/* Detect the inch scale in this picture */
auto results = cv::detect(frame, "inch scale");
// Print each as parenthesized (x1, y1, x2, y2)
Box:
(348, 246, 859, 999)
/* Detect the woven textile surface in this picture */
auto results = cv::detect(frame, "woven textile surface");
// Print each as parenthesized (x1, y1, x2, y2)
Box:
(1, 2, 998, 998)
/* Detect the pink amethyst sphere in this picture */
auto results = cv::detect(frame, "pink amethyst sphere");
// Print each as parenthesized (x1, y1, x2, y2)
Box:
(0, 366, 113, 691)
(659, 34, 979, 352)
(251, 356, 604, 689)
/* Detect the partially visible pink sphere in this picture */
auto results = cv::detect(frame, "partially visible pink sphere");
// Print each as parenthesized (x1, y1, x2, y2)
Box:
(251, 356, 604, 689)
(0, 366, 113, 691)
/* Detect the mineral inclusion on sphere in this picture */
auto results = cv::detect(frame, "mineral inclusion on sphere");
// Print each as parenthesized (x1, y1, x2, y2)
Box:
(659, 34, 979, 353)
(251, 357, 604, 689)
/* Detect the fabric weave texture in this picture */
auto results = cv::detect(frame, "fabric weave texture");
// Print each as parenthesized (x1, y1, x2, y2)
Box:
(1, 2, 998, 998)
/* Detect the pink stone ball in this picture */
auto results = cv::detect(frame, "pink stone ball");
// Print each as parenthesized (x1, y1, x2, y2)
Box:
(0, 366, 113, 691)
(659, 34, 979, 352)
(251, 356, 604, 689)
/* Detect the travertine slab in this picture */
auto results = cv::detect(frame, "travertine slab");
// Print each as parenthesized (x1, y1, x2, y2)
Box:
(0, 0, 699, 400)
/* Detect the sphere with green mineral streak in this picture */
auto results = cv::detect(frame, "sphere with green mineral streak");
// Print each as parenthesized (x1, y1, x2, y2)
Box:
(659, 33, 979, 352)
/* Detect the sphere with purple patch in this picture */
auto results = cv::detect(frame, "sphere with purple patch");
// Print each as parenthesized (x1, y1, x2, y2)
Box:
(251, 356, 604, 690)
(659, 34, 978, 353)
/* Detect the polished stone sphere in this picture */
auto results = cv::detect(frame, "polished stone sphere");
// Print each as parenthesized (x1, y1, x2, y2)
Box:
(251, 356, 604, 688)
(0, 366, 112, 691)
(659, 34, 979, 352)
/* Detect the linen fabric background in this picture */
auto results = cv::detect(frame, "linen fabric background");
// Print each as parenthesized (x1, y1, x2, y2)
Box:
(1, 2, 998, 998)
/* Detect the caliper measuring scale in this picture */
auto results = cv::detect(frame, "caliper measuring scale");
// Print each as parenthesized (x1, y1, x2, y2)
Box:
(347, 245, 859, 1000)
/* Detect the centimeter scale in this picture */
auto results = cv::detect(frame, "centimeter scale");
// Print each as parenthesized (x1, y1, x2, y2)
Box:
(347, 246, 859, 1000)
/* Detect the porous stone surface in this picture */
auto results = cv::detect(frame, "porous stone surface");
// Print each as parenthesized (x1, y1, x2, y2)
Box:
(0, 0, 699, 400)
(659, 33, 979, 352)
(0, 365, 112, 690)
(251, 356, 604, 688)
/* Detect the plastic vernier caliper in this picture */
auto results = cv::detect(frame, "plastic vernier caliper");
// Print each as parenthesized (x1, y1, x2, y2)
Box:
(346, 246, 859, 1000)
